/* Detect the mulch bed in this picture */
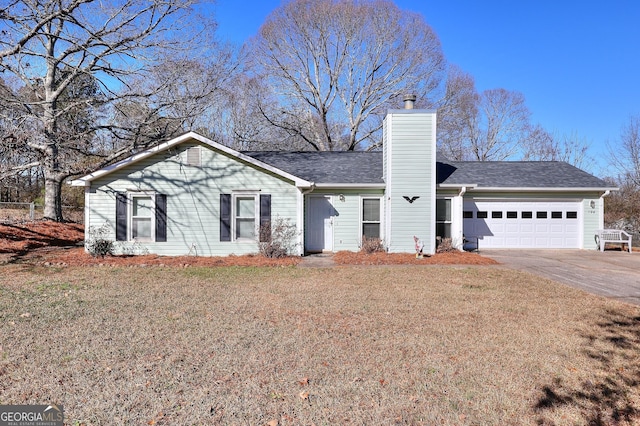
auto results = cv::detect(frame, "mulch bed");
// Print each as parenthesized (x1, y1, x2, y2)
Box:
(0, 220, 498, 266)
(334, 250, 497, 265)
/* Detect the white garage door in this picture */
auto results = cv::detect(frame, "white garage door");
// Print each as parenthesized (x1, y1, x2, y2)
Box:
(463, 200, 581, 249)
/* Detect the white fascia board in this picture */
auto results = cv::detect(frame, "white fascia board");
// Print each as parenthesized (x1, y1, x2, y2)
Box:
(466, 186, 619, 192)
(437, 184, 478, 189)
(69, 131, 312, 188)
(313, 183, 386, 189)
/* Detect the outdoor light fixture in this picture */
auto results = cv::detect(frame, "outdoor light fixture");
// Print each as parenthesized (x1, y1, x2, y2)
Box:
(339, 194, 345, 202)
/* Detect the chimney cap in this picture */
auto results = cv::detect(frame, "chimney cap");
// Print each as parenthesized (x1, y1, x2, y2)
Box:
(403, 94, 417, 109)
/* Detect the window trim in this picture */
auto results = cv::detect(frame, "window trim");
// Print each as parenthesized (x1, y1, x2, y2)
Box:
(232, 192, 259, 241)
(436, 197, 452, 239)
(361, 196, 382, 240)
(128, 192, 156, 242)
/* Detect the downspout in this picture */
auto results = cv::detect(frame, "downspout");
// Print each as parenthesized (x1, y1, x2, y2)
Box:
(298, 183, 316, 256)
(599, 190, 611, 230)
(84, 183, 90, 253)
(456, 186, 467, 251)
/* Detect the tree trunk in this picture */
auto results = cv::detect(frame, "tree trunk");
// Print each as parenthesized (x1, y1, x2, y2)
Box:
(43, 171, 64, 221)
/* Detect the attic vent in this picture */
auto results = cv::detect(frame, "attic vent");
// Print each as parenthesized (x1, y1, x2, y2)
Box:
(186, 146, 201, 166)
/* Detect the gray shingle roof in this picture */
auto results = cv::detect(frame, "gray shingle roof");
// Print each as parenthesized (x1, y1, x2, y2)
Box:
(242, 151, 610, 188)
(243, 151, 384, 184)
(438, 160, 610, 188)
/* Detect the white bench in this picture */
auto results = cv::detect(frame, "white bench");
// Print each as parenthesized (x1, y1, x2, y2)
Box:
(595, 229, 633, 253)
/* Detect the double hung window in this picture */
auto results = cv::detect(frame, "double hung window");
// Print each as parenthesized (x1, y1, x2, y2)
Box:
(362, 198, 381, 239)
(436, 198, 452, 239)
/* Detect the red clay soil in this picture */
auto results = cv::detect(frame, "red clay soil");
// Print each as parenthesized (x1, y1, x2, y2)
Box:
(0, 220, 497, 267)
(0, 220, 84, 253)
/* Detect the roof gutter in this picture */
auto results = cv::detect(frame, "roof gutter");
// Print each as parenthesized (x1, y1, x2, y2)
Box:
(464, 186, 619, 192)
(313, 183, 386, 189)
(301, 183, 316, 195)
(437, 184, 477, 189)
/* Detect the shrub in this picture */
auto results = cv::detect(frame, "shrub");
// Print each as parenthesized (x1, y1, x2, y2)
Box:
(258, 217, 299, 258)
(360, 236, 384, 254)
(86, 223, 114, 257)
(435, 237, 456, 253)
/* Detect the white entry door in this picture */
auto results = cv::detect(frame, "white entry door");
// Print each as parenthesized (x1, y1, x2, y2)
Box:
(307, 195, 335, 252)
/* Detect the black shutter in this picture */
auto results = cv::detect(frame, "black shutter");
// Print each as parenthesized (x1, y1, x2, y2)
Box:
(220, 194, 231, 242)
(155, 194, 167, 242)
(115, 192, 127, 241)
(259, 194, 271, 242)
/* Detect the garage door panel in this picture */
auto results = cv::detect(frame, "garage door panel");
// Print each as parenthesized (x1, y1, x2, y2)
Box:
(535, 223, 550, 233)
(520, 223, 534, 233)
(505, 224, 519, 232)
(464, 200, 581, 249)
(550, 224, 565, 232)
(492, 223, 505, 233)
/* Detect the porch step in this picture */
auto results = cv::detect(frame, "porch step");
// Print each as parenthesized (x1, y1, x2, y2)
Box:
(298, 253, 336, 268)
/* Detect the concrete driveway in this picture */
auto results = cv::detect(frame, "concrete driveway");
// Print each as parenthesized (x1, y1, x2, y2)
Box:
(483, 249, 640, 306)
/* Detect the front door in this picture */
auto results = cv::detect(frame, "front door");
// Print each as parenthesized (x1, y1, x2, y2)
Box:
(307, 195, 335, 253)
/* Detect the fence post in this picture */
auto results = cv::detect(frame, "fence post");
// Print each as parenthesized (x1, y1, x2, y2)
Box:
(29, 202, 34, 220)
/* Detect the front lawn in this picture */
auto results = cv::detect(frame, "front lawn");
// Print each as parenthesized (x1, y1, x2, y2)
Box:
(0, 265, 638, 425)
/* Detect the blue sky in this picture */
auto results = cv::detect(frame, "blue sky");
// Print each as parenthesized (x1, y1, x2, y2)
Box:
(212, 0, 640, 172)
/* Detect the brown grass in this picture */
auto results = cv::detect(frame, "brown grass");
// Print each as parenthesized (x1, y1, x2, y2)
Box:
(0, 265, 638, 425)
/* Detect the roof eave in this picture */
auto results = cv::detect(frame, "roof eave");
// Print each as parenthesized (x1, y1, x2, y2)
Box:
(437, 184, 478, 189)
(467, 186, 619, 192)
(68, 131, 312, 188)
(313, 183, 386, 189)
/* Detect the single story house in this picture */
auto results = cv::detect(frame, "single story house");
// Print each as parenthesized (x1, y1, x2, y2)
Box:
(71, 105, 615, 256)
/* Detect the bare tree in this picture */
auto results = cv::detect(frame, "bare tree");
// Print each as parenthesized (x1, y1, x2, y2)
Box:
(0, 0, 227, 221)
(609, 115, 640, 186)
(436, 65, 478, 160)
(435, 66, 533, 162)
(467, 88, 531, 161)
(603, 115, 640, 236)
(248, 0, 446, 151)
(523, 126, 593, 170)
